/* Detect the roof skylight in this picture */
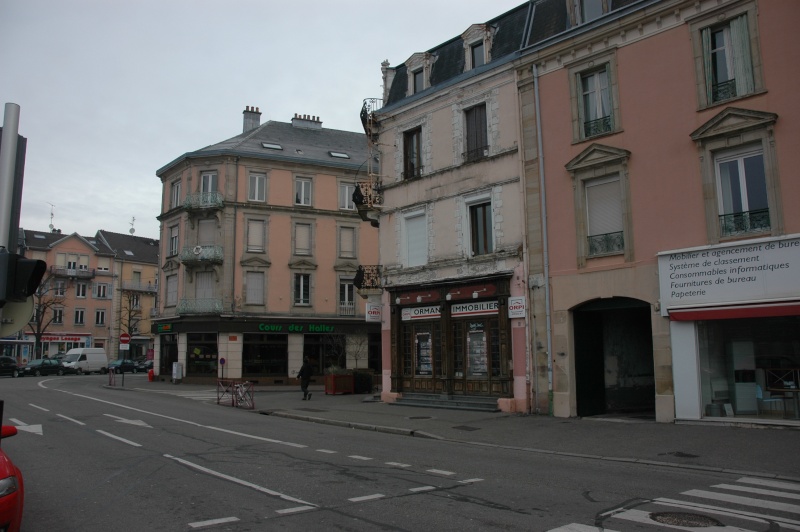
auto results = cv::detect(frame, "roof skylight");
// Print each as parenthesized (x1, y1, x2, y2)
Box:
(262, 142, 283, 150)
(329, 151, 350, 159)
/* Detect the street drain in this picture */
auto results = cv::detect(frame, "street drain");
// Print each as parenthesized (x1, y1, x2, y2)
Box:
(650, 512, 722, 527)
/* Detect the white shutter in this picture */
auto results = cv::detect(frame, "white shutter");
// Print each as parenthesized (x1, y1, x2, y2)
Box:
(167, 275, 178, 305)
(198, 219, 215, 245)
(195, 271, 214, 299)
(586, 177, 622, 236)
(247, 220, 265, 252)
(295, 223, 311, 255)
(246, 272, 264, 304)
(405, 213, 427, 267)
(340, 227, 355, 258)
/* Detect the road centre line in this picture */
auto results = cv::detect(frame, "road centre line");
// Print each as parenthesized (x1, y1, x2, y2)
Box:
(459, 478, 484, 484)
(386, 462, 411, 468)
(97, 430, 142, 447)
(29, 403, 49, 412)
(316, 449, 337, 454)
(409, 486, 436, 492)
(188, 516, 240, 528)
(349, 494, 384, 502)
(165, 454, 316, 506)
(426, 469, 456, 476)
(206, 426, 307, 448)
(275, 506, 316, 515)
(56, 414, 85, 425)
(349, 455, 373, 461)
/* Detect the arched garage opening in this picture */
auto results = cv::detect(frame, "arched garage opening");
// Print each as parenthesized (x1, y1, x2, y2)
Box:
(574, 297, 655, 418)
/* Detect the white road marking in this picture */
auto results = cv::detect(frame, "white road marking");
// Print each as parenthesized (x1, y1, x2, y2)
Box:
(547, 525, 619, 532)
(316, 449, 337, 454)
(409, 486, 435, 492)
(97, 430, 142, 447)
(655, 497, 800, 527)
(614, 508, 752, 531)
(56, 414, 85, 425)
(9, 419, 43, 435)
(426, 469, 455, 476)
(349, 494, 384, 502)
(188, 516, 240, 528)
(275, 506, 315, 515)
(104, 414, 153, 428)
(385, 462, 411, 468)
(206, 426, 307, 448)
(459, 478, 484, 484)
(165, 454, 316, 506)
(712, 483, 800, 500)
(348, 455, 373, 461)
(654, 498, 790, 527)
(737, 477, 800, 491)
(683, 489, 800, 514)
(29, 403, 49, 412)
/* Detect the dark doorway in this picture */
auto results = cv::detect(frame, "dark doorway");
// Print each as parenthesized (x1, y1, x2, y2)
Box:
(574, 298, 655, 417)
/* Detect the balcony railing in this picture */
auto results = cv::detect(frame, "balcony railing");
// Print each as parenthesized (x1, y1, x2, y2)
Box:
(583, 115, 613, 138)
(180, 245, 224, 265)
(588, 231, 624, 256)
(49, 266, 96, 279)
(149, 307, 159, 318)
(719, 209, 770, 237)
(176, 298, 223, 315)
(712, 79, 737, 102)
(121, 281, 158, 293)
(360, 98, 383, 139)
(353, 265, 382, 290)
(183, 192, 224, 211)
(463, 145, 489, 163)
(339, 301, 355, 317)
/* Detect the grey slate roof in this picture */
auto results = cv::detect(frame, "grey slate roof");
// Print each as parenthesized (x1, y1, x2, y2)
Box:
(96, 230, 159, 265)
(21, 229, 114, 256)
(157, 120, 369, 177)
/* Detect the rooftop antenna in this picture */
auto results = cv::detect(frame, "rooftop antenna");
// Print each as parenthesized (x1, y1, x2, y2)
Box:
(47, 202, 55, 231)
(129, 216, 136, 235)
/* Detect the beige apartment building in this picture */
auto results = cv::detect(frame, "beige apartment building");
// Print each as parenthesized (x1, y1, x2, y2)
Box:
(13, 229, 159, 362)
(152, 108, 380, 383)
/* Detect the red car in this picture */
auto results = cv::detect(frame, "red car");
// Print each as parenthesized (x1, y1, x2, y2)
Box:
(0, 416, 24, 531)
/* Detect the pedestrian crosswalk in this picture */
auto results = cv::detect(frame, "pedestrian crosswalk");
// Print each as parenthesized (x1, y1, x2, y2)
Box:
(135, 388, 219, 402)
(549, 476, 800, 531)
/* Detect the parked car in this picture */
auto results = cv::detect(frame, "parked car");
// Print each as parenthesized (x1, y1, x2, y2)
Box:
(107, 359, 138, 374)
(22, 358, 65, 377)
(0, 357, 23, 379)
(0, 422, 24, 531)
(135, 360, 153, 372)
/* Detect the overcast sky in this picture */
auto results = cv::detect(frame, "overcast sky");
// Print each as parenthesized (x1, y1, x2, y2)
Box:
(1, 0, 524, 241)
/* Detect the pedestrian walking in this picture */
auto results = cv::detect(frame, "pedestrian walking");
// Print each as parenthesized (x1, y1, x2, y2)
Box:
(298, 357, 313, 400)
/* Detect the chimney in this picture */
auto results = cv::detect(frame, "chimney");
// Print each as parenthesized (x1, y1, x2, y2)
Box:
(243, 105, 261, 132)
(291, 113, 323, 129)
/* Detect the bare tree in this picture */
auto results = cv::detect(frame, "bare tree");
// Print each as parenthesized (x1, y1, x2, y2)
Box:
(24, 271, 61, 359)
(118, 289, 142, 358)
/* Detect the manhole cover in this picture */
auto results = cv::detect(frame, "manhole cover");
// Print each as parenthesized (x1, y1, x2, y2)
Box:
(651, 512, 722, 527)
(408, 416, 432, 420)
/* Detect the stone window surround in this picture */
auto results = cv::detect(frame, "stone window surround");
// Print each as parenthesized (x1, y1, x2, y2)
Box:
(566, 48, 622, 144)
(462, 24, 494, 70)
(405, 52, 432, 96)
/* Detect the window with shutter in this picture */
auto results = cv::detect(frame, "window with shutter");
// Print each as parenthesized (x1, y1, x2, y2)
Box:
(404, 211, 427, 267)
(295, 223, 312, 256)
(247, 220, 265, 252)
(246, 271, 265, 305)
(339, 227, 355, 258)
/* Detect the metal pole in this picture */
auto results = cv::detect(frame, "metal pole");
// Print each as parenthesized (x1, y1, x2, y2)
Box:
(0, 103, 21, 251)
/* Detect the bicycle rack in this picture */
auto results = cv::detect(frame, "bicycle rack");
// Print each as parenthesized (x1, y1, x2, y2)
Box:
(216, 379, 255, 410)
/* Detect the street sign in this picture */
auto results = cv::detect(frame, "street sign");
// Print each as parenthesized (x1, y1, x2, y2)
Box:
(119, 333, 131, 344)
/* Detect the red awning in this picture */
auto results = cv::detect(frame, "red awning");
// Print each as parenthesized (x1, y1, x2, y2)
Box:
(668, 301, 800, 321)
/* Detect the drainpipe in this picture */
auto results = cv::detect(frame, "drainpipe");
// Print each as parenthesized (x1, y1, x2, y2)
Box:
(533, 64, 554, 415)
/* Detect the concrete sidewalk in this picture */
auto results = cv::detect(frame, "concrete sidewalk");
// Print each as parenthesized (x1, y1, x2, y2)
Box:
(125, 379, 800, 481)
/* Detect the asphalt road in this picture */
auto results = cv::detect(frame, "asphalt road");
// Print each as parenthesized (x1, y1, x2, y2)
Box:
(2, 374, 798, 531)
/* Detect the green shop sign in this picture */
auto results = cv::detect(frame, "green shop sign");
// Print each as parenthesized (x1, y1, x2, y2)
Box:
(258, 323, 336, 333)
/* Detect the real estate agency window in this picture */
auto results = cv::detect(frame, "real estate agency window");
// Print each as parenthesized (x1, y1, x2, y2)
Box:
(691, 4, 762, 108)
(339, 183, 355, 210)
(249, 173, 266, 202)
(295, 177, 312, 206)
(294, 273, 311, 305)
(247, 219, 266, 253)
(403, 128, 422, 179)
(464, 104, 488, 162)
(585, 175, 624, 256)
(245, 271, 265, 305)
(715, 145, 769, 237)
(294, 222, 312, 256)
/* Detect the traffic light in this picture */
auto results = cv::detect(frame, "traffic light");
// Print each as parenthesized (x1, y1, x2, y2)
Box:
(0, 251, 46, 307)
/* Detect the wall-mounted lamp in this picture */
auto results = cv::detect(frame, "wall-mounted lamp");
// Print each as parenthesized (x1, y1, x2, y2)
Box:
(416, 293, 432, 303)
(395, 295, 412, 305)
(472, 288, 488, 299)
(445, 290, 461, 301)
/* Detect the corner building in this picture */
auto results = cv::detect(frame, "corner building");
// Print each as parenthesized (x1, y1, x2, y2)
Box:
(153, 109, 380, 383)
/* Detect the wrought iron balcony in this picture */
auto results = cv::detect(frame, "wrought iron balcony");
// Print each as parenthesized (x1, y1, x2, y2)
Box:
(49, 265, 96, 279)
(121, 281, 158, 293)
(180, 245, 224, 266)
(176, 298, 224, 315)
(353, 181, 382, 228)
(583, 115, 613, 138)
(353, 265, 382, 290)
(719, 209, 770, 237)
(183, 192, 224, 212)
(360, 98, 383, 140)
(588, 231, 624, 256)
(463, 145, 489, 163)
(712, 79, 737, 103)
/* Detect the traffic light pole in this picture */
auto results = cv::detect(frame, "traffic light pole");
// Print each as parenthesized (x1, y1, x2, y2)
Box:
(0, 102, 21, 252)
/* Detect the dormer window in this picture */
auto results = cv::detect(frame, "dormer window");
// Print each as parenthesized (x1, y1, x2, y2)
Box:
(570, 0, 606, 26)
(413, 69, 424, 94)
(462, 24, 494, 71)
(471, 41, 485, 69)
(405, 52, 431, 96)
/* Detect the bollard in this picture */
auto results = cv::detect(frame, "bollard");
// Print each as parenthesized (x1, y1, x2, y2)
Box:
(147, 369, 154, 382)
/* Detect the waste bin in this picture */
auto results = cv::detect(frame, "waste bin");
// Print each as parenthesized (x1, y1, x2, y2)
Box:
(171, 362, 183, 384)
(147, 369, 154, 382)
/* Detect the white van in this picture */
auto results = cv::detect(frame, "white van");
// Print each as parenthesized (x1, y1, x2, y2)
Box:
(62, 348, 108, 375)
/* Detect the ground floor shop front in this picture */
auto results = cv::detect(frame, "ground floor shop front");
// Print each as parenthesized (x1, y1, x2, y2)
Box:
(660, 234, 800, 426)
(151, 317, 380, 384)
